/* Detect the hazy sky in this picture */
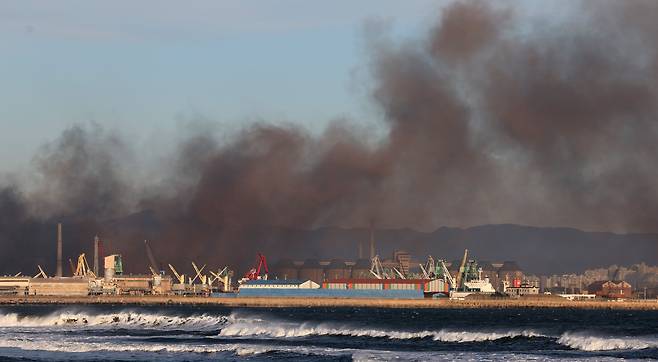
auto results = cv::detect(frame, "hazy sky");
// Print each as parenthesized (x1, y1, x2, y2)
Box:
(0, 1, 450, 172)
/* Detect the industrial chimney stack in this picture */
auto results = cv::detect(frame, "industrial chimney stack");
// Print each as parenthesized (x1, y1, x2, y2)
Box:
(93, 236, 100, 276)
(56, 223, 63, 277)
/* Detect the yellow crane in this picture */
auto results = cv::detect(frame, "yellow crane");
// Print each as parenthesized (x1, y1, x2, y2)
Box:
(209, 266, 232, 292)
(191, 262, 207, 285)
(148, 266, 159, 277)
(168, 264, 185, 284)
(74, 253, 96, 278)
(455, 249, 469, 290)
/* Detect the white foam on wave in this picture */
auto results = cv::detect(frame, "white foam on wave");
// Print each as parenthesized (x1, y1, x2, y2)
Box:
(0, 337, 267, 355)
(557, 332, 658, 351)
(219, 315, 543, 342)
(352, 350, 629, 362)
(0, 310, 229, 331)
(0, 335, 354, 358)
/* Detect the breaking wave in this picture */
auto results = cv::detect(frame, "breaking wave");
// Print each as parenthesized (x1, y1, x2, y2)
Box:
(219, 315, 544, 342)
(557, 332, 658, 351)
(0, 310, 229, 331)
(3, 309, 658, 354)
(0, 337, 347, 358)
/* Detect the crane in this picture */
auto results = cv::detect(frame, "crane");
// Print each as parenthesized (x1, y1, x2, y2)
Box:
(370, 255, 385, 279)
(148, 266, 159, 277)
(439, 259, 456, 289)
(168, 264, 186, 284)
(210, 266, 232, 292)
(243, 253, 268, 281)
(393, 267, 406, 279)
(68, 258, 76, 276)
(144, 240, 160, 273)
(33, 265, 48, 278)
(74, 253, 96, 278)
(419, 255, 437, 279)
(454, 249, 469, 290)
(191, 262, 207, 285)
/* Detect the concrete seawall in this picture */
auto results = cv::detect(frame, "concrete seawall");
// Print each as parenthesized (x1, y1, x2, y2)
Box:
(1, 295, 658, 310)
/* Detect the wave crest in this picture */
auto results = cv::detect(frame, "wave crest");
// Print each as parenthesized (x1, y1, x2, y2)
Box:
(0, 311, 228, 331)
(219, 316, 543, 342)
(557, 332, 658, 351)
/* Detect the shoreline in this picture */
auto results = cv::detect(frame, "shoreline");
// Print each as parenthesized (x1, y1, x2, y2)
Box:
(1, 295, 658, 310)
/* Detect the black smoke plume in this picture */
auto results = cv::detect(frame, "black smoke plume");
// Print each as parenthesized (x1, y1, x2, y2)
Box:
(1, 0, 658, 275)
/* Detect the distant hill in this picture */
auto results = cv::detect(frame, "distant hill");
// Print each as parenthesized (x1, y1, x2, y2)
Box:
(4, 210, 657, 276)
(254, 224, 658, 275)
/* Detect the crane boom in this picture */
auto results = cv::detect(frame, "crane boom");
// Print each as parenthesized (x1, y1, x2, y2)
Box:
(191, 262, 207, 284)
(168, 264, 185, 284)
(144, 240, 159, 272)
(455, 249, 469, 290)
(439, 259, 456, 289)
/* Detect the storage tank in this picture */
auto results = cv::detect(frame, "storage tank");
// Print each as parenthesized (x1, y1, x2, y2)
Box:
(298, 259, 324, 283)
(325, 259, 350, 280)
(274, 259, 299, 280)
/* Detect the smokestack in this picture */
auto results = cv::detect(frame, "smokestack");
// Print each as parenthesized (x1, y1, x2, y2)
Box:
(93, 235, 100, 276)
(56, 223, 62, 277)
(369, 225, 375, 259)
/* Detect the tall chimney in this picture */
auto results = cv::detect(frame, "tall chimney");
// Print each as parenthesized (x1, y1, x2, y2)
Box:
(93, 236, 100, 276)
(56, 223, 63, 277)
(369, 224, 375, 259)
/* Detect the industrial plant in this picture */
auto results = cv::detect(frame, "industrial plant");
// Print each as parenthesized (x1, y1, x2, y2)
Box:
(0, 224, 642, 301)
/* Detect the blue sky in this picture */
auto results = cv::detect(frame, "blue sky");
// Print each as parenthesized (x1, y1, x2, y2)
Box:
(0, 1, 445, 171)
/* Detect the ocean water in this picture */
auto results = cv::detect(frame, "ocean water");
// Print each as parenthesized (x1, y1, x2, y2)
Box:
(0, 305, 657, 361)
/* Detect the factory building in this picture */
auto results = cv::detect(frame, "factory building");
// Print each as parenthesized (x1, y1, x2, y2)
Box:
(112, 275, 157, 295)
(325, 259, 351, 279)
(274, 259, 299, 280)
(504, 282, 540, 297)
(587, 280, 632, 299)
(298, 259, 324, 284)
(0, 277, 30, 295)
(28, 278, 90, 296)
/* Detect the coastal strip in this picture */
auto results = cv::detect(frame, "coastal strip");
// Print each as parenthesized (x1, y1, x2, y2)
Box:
(1, 295, 658, 310)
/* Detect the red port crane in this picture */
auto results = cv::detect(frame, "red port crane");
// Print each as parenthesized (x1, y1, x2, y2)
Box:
(244, 253, 268, 281)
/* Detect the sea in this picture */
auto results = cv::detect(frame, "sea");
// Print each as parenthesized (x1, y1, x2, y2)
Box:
(0, 304, 656, 361)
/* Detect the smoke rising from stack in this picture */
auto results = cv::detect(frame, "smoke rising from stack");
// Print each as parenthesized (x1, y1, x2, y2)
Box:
(1, 0, 658, 273)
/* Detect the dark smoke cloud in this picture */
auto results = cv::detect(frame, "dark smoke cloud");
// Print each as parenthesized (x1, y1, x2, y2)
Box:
(1, 0, 658, 275)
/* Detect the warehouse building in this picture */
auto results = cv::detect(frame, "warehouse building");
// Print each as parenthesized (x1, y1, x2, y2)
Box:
(587, 280, 632, 299)
(28, 278, 90, 296)
(0, 277, 30, 295)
